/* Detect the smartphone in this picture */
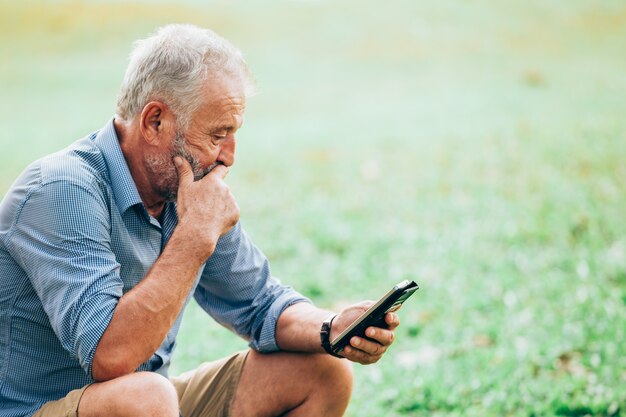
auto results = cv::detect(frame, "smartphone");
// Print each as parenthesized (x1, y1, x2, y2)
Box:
(330, 280, 419, 355)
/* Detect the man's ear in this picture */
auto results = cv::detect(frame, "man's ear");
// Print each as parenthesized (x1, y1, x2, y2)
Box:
(139, 101, 174, 145)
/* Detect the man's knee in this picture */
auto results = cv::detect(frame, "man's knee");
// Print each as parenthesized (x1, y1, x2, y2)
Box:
(232, 351, 353, 417)
(308, 354, 354, 400)
(80, 372, 179, 417)
(123, 372, 179, 416)
(316, 355, 352, 385)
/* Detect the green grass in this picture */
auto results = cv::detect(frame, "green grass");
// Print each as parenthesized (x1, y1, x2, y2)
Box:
(1, 1, 625, 416)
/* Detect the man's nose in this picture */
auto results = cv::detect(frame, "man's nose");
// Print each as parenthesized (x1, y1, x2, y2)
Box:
(217, 136, 236, 167)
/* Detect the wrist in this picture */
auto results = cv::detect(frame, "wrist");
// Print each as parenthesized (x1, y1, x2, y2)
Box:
(169, 222, 218, 263)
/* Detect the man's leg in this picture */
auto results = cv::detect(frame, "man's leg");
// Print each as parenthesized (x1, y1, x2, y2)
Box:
(77, 372, 179, 417)
(230, 351, 353, 417)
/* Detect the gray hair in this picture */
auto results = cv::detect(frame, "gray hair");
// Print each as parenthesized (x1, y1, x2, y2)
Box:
(115, 24, 254, 130)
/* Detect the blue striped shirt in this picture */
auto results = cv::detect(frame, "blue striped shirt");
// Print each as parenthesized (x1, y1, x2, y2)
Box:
(0, 119, 310, 416)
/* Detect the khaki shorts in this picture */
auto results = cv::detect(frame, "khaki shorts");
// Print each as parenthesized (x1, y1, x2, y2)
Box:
(33, 351, 249, 417)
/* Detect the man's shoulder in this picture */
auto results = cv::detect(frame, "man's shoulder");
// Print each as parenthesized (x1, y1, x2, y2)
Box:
(36, 132, 109, 190)
(5, 131, 112, 209)
(0, 130, 112, 240)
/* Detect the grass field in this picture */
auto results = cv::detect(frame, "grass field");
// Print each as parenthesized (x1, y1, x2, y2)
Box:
(1, 1, 625, 416)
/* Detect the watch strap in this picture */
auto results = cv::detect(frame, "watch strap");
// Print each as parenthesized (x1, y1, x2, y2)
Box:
(320, 314, 344, 358)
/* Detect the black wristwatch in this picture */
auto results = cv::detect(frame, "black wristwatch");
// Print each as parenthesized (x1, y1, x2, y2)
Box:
(320, 314, 344, 358)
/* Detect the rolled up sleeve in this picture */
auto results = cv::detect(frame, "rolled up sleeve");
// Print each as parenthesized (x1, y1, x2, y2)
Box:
(6, 179, 122, 378)
(194, 222, 311, 352)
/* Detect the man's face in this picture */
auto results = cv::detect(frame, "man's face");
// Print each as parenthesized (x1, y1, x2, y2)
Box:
(145, 75, 246, 201)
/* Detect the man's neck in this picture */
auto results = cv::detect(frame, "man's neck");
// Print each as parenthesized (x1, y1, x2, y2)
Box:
(113, 118, 167, 219)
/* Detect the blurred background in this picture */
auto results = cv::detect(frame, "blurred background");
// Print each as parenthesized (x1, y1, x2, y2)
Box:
(1, 1, 625, 416)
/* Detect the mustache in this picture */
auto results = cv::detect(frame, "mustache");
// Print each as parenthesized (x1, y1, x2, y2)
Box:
(196, 161, 224, 181)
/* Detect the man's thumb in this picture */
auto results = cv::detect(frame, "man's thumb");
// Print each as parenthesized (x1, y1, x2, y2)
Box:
(174, 156, 193, 186)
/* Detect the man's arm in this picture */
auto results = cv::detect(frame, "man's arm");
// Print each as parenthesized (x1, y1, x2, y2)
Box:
(92, 157, 238, 380)
(90, 223, 211, 380)
(192, 221, 312, 353)
(275, 301, 400, 365)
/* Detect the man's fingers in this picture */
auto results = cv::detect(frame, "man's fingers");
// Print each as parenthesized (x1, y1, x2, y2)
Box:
(351, 336, 387, 355)
(385, 312, 400, 329)
(364, 327, 395, 346)
(209, 164, 230, 179)
(174, 156, 194, 187)
(343, 345, 382, 365)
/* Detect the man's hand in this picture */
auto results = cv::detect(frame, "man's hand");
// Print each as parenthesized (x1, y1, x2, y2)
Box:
(174, 156, 240, 259)
(330, 301, 400, 364)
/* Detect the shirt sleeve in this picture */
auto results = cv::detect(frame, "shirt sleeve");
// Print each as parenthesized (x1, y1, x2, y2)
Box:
(194, 222, 311, 352)
(6, 179, 122, 378)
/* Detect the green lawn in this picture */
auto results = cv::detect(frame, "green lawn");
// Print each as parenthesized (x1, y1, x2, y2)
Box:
(1, 1, 625, 416)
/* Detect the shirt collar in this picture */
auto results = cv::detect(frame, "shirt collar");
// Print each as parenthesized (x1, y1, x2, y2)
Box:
(93, 118, 143, 214)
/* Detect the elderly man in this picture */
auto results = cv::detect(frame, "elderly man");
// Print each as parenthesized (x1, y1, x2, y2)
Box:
(0, 24, 400, 417)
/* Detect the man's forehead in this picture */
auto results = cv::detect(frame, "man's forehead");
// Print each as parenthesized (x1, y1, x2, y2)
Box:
(209, 117, 244, 132)
(191, 75, 244, 119)
(204, 72, 246, 97)
(202, 75, 245, 105)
